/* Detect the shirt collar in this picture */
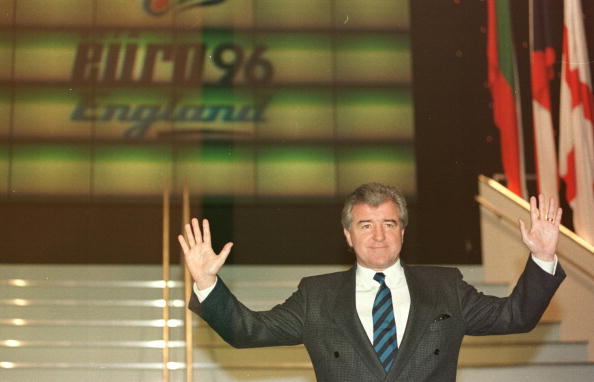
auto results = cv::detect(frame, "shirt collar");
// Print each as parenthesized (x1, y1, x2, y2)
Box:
(356, 259, 405, 290)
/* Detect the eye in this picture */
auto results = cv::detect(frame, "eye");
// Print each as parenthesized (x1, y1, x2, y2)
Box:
(360, 223, 372, 230)
(384, 222, 397, 229)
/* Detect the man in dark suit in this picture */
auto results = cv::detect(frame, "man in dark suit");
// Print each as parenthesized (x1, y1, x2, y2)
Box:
(178, 183, 565, 381)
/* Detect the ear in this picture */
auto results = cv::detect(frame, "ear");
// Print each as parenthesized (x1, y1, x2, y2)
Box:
(401, 228, 405, 242)
(343, 227, 353, 247)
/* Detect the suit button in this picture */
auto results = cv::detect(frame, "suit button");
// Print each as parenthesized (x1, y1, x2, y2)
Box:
(434, 349, 440, 355)
(334, 351, 340, 358)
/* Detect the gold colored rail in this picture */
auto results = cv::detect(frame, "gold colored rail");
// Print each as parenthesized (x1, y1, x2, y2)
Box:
(182, 180, 193, 382)
(476, 193, 594, 281)
(162, 184, 170, 382)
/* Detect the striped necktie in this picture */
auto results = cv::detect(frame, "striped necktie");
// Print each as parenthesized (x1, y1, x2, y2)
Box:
(372, 272, 398, 372)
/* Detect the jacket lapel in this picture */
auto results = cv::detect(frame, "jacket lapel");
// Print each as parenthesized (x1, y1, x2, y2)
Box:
(388, 264, 437, 380)
(332, 266, 386, 380)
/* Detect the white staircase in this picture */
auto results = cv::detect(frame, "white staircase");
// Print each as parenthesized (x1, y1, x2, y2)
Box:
(1, 264, 592, 382)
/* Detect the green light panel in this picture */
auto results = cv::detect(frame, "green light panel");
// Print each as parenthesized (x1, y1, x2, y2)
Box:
(0, 145, 8, 195)
(14, 0, 92, 27)
(256, 89, 334, 140)
(13, 30, 80, 83)
(11, 145, 91, 196)
(94, 146, 172, 197)
(336, 35, 411, 83)
(333, 0, 410, 30)
(336, 89, 413, 140)
(0, 32, 12, 81)
(256, 146, 336, 196)
(338, 146, 416, 195)
(12, 86, 92, 139)
(0, 87, 10, 138)
(0, 0, 14, 27)
(176, 145, 255, 196)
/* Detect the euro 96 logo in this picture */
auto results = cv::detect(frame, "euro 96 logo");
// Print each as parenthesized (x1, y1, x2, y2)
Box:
(143, 0, 225, 16)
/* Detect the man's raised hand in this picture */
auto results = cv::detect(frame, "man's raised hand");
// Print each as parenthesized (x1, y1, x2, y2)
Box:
(519, 194, 562, 262)
(178, 218, 233, 290)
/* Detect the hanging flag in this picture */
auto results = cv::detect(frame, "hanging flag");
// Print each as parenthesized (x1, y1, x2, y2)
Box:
(487, 0, 527, 197)
(559, 0, 594, 244)
(530, 0, 559, 200)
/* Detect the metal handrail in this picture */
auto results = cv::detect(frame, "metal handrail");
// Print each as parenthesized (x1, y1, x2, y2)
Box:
(476, 175, 594, 282)
(182, 181, 193, 382)
(162, 180, 197, 381)
(162, 184, 170, 382)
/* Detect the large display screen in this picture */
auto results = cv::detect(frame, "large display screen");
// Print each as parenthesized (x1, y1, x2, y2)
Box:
(0, 0, 414, 199)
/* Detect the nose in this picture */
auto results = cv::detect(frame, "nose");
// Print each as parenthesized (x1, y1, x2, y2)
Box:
(372, 225, 385, 241)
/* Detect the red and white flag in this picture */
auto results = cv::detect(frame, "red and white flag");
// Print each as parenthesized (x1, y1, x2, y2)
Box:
(530, 0, 559, 200)
(559, 0, 594, 244)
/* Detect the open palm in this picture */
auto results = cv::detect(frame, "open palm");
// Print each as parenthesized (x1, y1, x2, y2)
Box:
(519, 195, 562, 262)
(178, 218, 233, 289)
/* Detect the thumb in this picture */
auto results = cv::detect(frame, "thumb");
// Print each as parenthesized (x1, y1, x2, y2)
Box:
(518, 219, 528, 240)
(217, 242, 234, 264)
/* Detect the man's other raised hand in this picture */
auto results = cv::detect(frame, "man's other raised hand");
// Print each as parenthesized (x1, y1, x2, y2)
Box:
(519, 194, 562, 262)
(178, 218, 233, 290)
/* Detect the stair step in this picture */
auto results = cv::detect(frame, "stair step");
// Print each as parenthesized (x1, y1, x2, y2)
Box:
(0, 323, 563, 350)
(1, 282, 509, 306)
(0, 265, 171, 281)
(0, 264, 489, 284)
(462, 322, 561, 343)
(0, 325, 193, 342)
(458, 341, 588, 365)
(0, 345, 311, 364)
(0, 317, 561, 344)
(0, 285, 185, 300)
(2, 363, 593, 382)
(1, 341, 587, 365)
(0, 265, 349, 282)
(457, 363, 594, 382)
(0, 366, 318, 382)
(0, 304, 190, 321)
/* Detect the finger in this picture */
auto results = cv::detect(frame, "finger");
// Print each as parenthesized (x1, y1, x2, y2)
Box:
(554, 207, 563, 226)
(203, 219, 211, 245)
(185, 223, 196, 247)
(547, 197, 558, 221)
(178, 234, 190, 254)
(192, 218, 202, 243)
(529, 196, 538, 223)
(518, 219, 528, 239)
(538, 194, 546, 220)
(217, 242, 234, 262)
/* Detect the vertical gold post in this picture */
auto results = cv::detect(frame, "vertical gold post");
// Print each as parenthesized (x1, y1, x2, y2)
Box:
(162, 183, 170, 382)
(182, 179, 193, 382)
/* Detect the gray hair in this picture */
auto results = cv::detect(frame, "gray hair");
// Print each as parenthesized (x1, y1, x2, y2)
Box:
(341, 182, 408, 230)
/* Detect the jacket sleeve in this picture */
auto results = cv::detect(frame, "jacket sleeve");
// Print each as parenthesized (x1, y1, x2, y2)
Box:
(188, 276, 306, 348)
(458, 256, 565, 336)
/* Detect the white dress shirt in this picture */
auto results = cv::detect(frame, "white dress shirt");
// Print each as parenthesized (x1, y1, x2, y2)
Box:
(356, 259, 409, 346)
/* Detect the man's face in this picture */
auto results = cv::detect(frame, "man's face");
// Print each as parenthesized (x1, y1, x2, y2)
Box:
(343, 201, 405, 271)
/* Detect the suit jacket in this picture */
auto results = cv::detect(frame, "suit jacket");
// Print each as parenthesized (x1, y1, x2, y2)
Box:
(189, 257, 565, 381)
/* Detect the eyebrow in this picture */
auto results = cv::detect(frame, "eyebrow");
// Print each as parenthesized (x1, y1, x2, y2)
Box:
(356, 219, 398, 225)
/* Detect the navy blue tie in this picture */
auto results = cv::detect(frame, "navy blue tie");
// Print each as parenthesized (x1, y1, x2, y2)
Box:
(372, 272, 397, 371)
